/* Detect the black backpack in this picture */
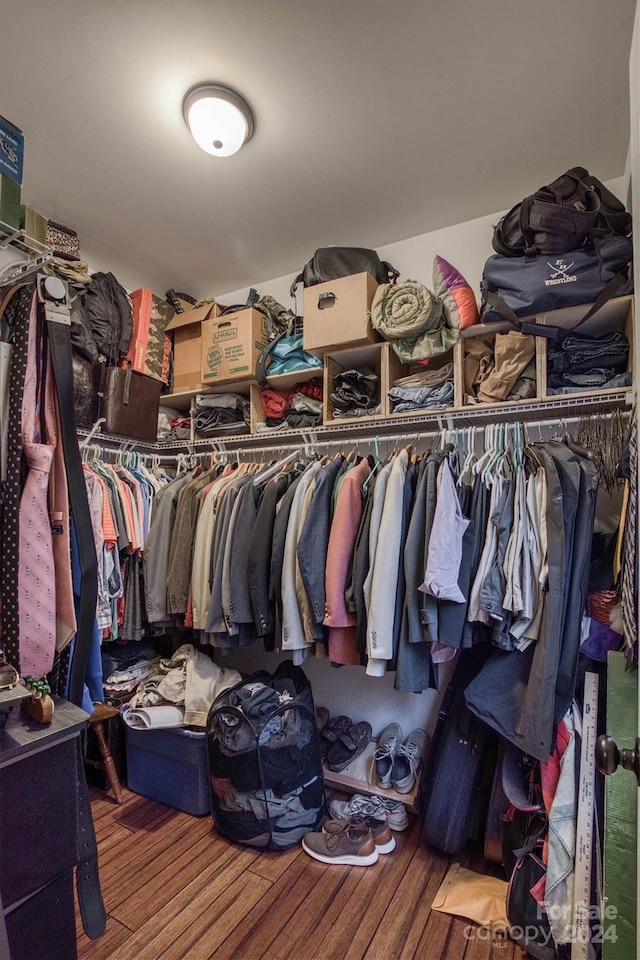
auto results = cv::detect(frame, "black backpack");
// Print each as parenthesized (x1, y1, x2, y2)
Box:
(289, 246, 399, 299)
(82, 271, 133, 364)
(492, 166, 632, 259)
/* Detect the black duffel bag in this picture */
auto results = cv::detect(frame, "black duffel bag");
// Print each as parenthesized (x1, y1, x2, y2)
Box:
(493, 166, 632, 259)
(289, 246, 399, 298)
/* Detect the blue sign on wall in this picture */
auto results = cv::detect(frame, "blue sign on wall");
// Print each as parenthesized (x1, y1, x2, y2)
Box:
(0, 117, 24, 185)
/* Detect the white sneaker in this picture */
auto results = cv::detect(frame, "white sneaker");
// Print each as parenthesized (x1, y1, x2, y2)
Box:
(391, 728, 429, 795)
(328, 793, 409, 831)
(373, 722, 403, 789)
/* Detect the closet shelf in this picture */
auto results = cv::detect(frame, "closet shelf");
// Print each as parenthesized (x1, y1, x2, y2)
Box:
(322, 741, 420, 814)
(461, 294, 634, 339)
(78, 387, 632, 458)
(0, 220, 53, 283)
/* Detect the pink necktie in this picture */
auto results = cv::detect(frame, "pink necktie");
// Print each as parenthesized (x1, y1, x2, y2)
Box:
(18, 299, 56, 679)
(50, 370, 76, 650)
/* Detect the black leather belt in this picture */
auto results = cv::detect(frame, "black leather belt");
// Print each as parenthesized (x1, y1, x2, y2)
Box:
(38, 276, 98, 707)
(75, 735, 107, 939)
(38, 275, 106, 941)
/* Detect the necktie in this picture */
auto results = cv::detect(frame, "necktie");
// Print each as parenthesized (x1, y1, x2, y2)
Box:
(49, 361, 77, 651)
(621, 411, 637, 669)
(0, 285, 32, 670)
(18, 296, 57, 679)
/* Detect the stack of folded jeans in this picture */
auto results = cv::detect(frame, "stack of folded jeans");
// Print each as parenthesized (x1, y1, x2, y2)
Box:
(388, 362, 454, 412)
(547, 330, 630, 394)
(331, 367, 380, 419)
(258, 377, 323, 431)
(194, 393, 250, 435)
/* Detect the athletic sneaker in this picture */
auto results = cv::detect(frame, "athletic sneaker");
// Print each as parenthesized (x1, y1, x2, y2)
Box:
(323, 816, 396, 854)
(391, 728, 429, 794)
(302, 821, 379, 866)
(328, 793, 409, 831)
(373, 722, 403, 788)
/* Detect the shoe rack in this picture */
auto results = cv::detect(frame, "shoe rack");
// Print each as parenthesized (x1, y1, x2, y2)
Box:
(322, 740, 421, 815)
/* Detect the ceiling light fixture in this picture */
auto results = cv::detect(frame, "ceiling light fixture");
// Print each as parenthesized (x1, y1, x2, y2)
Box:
(182, 82, 255, 157)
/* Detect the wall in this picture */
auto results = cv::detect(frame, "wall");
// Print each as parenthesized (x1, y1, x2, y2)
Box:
(206, 209, 506, 739)
(191, 172, 627, 743)
(0, 173, 628, 749)
(216, 644, 456, 746)
(214, 177, 626, 310)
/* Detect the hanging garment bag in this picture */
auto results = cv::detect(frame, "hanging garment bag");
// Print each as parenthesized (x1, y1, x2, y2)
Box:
(205, 660, 325, 850)
(420, 645, 498, 855)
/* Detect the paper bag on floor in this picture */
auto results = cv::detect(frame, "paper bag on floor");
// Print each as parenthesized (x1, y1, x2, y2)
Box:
(431, 862, 508, 929)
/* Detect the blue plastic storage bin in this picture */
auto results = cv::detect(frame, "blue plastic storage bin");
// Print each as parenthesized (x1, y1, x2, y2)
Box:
(125, 726, 210, 816)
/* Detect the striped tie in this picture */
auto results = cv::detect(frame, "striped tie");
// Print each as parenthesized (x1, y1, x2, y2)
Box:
(18, 296, 57, 679)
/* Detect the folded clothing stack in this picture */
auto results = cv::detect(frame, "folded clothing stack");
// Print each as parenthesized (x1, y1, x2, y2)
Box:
(170, 416, 191, 440)
(103, 653, 163, 704)
(257, 377, 323, 431)
(158, 405, 181, 439)
(388, 362, 454, 412)
(194, 393, 250, 435)
(464, 330, 537, 404)
(330, 367, 380, 419)
(547, 330, 630, 395)
(158, 405, 191, 441)
(264, 335, 323, 378)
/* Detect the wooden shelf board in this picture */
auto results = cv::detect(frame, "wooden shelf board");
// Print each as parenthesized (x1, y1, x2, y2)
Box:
(462, 294, 633, 340)
(263, 367, 324, 391)
(387, 405, 456, 421)
(459, 387, 629, 412)
(159, 389, 198, 412)
(325, 343, 385, 369)
(324, 412, 388, 427)
(322, 739, 420, 814)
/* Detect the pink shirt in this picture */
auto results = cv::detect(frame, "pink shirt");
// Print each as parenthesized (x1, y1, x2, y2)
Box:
(324, 457, 370, 665)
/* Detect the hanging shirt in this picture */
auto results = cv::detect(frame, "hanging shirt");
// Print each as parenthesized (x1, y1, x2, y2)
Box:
(420, 458, 469, 603)
(366, 450, 409, 676)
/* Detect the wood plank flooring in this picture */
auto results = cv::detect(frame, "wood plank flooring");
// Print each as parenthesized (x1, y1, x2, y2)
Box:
(75, 787, 527, 960)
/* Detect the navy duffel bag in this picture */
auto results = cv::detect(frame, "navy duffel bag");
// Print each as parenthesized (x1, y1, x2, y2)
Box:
(480, 235, 633, 336)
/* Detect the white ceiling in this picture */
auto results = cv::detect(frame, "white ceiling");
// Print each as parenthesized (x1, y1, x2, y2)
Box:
(0, 0, 636, 299)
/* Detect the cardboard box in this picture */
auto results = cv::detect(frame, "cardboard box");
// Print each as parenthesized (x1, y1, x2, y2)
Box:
(303, 271, 381, 353)
(0, 173, 21, 230)
(201, 307, 269, 384)
(125, 288, 175, 383)
(21, 203, 48, 244)
(165, 300, 223, 392)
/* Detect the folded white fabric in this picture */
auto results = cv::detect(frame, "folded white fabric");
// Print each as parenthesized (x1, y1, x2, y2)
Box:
(122, 704, 185, 729)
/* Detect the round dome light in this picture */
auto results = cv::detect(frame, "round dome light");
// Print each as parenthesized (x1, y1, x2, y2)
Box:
(182, 82, 255, 157)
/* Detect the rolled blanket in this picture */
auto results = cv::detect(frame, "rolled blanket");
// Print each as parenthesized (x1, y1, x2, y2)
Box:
(371, 280, 458, 362)
(122, 704, 185, 729)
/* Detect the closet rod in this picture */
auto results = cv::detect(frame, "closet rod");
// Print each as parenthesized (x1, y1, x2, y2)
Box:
(178, 409, 630, 462)
(78, 391, 632, 458)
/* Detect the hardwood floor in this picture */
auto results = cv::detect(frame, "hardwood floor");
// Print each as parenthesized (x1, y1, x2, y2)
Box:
(75, 786, 526, 960)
